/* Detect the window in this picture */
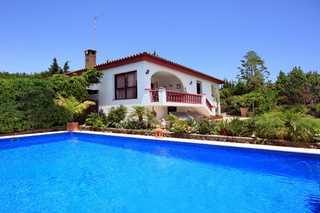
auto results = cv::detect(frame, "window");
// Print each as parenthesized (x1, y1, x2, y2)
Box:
(115, 71, 137, 100)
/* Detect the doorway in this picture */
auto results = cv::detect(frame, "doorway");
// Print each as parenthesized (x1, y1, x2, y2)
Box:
(196, 81, 202, 94)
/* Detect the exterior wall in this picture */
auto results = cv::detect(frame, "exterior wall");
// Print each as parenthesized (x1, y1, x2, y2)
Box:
(96, 60, 221, 115)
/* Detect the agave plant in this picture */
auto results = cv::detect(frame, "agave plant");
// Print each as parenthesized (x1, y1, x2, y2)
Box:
(55, 95, 95, 122)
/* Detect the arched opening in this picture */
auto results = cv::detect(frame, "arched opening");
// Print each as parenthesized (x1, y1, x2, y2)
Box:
(151, 71, 185, 92)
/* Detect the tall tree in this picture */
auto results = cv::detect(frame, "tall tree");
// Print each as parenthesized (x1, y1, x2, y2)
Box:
(62, 61, 70, 73)
(238, 51, 269, 91)
(48, 58, 62, 74)
(306, 71, 320, 104)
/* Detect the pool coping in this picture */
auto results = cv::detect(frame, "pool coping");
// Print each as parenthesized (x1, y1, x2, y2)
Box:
(0, 130, 319, 155)
(77, 131, 320, 155)
(0, 131, 68, 140)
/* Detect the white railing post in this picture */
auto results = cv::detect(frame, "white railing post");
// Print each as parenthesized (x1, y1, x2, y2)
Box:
(158, 87, 166, 104)
(201, 95, 206, 105)
(142, 89, 151, 104)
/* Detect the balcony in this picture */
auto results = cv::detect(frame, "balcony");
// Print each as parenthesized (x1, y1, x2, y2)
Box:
(147, 88, 215, 114)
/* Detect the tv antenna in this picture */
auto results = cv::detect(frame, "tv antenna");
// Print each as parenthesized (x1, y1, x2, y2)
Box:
(92, 16, 97, 49)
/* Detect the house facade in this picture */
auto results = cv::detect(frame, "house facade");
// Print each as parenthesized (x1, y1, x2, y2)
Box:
(70, 50, 224, 119)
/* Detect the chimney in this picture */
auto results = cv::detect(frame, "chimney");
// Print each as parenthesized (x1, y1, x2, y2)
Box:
(84, 49, 96, 69)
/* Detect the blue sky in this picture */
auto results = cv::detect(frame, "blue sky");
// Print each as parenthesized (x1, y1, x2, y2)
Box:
(1, 0, 319, 80)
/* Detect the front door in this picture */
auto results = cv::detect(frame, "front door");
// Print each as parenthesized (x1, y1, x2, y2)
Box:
(196, 81, 202, 94)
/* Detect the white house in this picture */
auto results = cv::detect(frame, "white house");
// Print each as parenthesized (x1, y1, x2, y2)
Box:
(69, 49, 224, 119)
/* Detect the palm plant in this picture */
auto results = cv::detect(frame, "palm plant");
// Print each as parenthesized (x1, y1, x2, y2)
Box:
(130, 106, 145, 122)
(55, 95, 95, 122)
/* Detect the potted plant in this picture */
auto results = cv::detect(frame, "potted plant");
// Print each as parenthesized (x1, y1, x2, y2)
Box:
(240, 106, 249, 117)
(232, 95, 249, 117)
(238, 96, 250, 117)
(55, 95, 96, 131)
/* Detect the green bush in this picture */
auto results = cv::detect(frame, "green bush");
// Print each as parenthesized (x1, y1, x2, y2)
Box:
(255, 111, 287, 139)
(128, 106, 158, 129)
(224, 89, 278, 116)
(283, 111, 320, 143)
(165, 114, 178, 129)
(106, 106, 127, 128)
(308, 103, 320, 118)
(145, 109, 158, 128)
(85, 112, 107, 128)
(0, 78, 70, 133)
(254, 110, 320, 142)
(122, 119, 146, 130)
(48, 74, 89, 102)
(0, 70, 101, 134)
(170, 119, 193, 134)
(196, 119, 219, 135)
(218, 119, 254, 137)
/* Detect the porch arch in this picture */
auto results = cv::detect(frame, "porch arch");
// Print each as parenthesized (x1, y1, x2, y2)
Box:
(151, 71, 185, 92)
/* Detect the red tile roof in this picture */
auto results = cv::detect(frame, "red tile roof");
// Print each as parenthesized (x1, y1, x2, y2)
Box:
(68, 52, 224, 84)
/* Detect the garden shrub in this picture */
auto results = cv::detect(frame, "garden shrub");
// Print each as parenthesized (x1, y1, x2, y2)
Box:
(165, 114, 178, 129)
(0, 78, 70, 133)
(127, 106, 158, 129)
(255, 110, 320, 142)
(218, 119, 253, 137)
(0, 70, 102, 134)
(122, 119, 147, 130)
(106, 106, 127, 128)
(283, 111, 320, 143)
(85, 111, 107, 128)
(255, 111, 287, 139)
(196, 119, 219, 135)
(224, 89, 278, 116)
(145, 109, 158, 128)
(308, 103, 320, 118)
(169, 119, 195, 134)
(48, 74, 89, 102)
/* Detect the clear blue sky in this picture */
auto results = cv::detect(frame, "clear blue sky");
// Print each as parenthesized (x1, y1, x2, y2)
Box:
(1, 0, 319, 80)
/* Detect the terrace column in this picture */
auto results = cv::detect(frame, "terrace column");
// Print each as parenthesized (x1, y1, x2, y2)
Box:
(217, 101, 221, 115)
(158, 87, 167, 104)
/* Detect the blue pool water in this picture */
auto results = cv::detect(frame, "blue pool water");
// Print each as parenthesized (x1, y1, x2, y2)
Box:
(0, 133, 319, 213)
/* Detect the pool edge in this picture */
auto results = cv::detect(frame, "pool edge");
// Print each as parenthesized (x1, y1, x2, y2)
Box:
(0, 130, 319, 155)
(0, 131, 69, 140)
(77, 130, 320, 155)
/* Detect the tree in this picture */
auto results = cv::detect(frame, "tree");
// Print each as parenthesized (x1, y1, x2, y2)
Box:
(275, 66, 317, 105)
(48, 58, 63, 74)
(62, 61, 70, 73)
(306, 71, 320, 104)
(238, 51, 269, 91)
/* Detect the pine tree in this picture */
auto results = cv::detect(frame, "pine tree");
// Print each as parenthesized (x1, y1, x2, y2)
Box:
(63, 61, 70, 73)
(238, 51, 269, 91)
(48, 58, 62, 74)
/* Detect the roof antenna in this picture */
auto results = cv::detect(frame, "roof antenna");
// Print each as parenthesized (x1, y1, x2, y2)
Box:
(93, 16, 97, 50)
(152, 50, 158, 56)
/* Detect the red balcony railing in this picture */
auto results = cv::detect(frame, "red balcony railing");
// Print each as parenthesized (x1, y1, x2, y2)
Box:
(166, 91, 202, 104)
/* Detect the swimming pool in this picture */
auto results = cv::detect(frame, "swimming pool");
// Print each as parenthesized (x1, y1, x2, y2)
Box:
(0, 132, 319, 213)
